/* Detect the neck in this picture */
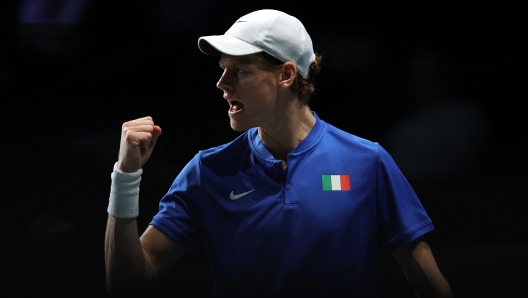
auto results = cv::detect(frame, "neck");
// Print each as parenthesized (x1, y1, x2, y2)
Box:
(258, 102, 316, 162)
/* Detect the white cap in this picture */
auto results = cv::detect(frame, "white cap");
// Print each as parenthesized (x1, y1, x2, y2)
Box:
(198, 9, 315, 77)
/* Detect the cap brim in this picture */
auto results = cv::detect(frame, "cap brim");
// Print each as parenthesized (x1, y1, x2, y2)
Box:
(198, 35, 262, 56)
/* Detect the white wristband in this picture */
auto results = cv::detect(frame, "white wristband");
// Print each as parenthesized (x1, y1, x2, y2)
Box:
(108, 162, 143, 218)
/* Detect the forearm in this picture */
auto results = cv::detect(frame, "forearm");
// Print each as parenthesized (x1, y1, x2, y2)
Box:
(409, 246, 452, 298)
(105, 215, 156, 297)
(104, 117, 168, 296)
(404, 259, 453, 298)
(394, 239, 453, 298)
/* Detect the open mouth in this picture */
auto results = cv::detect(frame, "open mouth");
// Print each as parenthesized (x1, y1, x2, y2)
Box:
(229, 101, 244, 113)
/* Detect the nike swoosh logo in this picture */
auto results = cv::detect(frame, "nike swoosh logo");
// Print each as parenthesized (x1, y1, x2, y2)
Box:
(229, 189, 255, 200)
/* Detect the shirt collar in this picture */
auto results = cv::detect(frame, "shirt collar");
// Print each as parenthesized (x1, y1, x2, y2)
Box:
(248, 111, 326, 162)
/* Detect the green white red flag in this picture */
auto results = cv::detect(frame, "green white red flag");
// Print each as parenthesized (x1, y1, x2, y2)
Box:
(322, 175, 350, 191)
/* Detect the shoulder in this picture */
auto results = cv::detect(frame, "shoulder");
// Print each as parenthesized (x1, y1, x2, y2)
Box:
(196, 130, 252, 170)
(168, 130, 253, 192)
(322, 121, 383, 155)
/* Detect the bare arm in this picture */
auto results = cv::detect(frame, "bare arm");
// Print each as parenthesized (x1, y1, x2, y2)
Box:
(104, 116, 184, 297)
(105, 217, 184, 297)
(393, 238, 453, 298)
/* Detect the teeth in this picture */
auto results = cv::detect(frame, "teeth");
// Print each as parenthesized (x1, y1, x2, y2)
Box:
(228, 100, 244, 113)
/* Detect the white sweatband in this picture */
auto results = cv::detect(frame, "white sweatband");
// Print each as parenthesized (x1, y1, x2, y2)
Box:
(108, 162, 143, 218)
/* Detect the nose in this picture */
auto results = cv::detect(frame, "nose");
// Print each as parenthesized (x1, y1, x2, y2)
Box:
(216, 68, 232, 95)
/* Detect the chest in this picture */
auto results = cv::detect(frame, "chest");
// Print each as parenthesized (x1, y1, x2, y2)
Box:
(197, 152, 379, 248)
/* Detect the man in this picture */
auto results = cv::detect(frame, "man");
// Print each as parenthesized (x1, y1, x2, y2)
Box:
(105, 9, 453, 297)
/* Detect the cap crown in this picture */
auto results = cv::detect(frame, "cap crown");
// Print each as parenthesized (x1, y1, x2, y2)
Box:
(225, 10, 315, 76)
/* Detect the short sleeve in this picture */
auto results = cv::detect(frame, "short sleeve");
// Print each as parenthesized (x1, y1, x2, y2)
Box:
(149, 153, 203, 255)
(375, 145, 434, 255)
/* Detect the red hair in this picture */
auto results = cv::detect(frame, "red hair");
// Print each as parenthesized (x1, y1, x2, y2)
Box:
(256, 52, 323, 105)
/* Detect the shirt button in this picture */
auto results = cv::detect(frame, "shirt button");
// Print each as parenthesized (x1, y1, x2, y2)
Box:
(286, 184, 291, 190)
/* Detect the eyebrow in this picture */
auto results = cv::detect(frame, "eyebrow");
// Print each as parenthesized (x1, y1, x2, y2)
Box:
(219, 55, 257, 66)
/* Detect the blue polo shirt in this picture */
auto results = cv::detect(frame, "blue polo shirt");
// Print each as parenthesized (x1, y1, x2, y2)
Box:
(150, 112, 434, 297)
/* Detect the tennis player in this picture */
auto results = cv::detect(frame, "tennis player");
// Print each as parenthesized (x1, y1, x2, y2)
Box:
(105, 9, 453, 297)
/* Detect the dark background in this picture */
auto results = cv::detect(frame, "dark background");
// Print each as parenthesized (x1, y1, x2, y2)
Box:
(1, 1, 526, 297)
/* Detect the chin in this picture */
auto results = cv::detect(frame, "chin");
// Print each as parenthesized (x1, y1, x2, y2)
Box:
(230, 120, 253, 132)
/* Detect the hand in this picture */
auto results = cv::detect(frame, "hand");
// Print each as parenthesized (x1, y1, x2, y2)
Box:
(117, 116, 162, 173)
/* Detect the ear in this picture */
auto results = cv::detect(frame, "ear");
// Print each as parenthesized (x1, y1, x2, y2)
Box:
(278, 61, 297, 88)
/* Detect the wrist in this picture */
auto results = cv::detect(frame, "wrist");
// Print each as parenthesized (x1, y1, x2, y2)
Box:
(116, 161, 141, 174)
(108, 162, 143, 218)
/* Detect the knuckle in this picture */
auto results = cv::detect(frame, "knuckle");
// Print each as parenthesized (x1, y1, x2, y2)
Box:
(125, 130, 134, 140)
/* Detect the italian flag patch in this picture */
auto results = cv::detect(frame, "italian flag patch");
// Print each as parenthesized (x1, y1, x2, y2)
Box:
(322, 175, 351, 191)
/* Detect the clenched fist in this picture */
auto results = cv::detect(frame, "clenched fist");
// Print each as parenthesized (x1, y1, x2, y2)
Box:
(117, 116, 162, 173)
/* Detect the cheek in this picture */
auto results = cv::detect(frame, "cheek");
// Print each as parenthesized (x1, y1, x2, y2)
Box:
(252, 75, 277, 96)
(239, 80, 264, 100)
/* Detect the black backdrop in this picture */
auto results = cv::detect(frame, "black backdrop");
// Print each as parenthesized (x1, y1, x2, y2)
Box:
(1, 1, 526, 297)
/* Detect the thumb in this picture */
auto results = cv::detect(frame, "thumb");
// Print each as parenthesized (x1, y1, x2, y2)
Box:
(149, 125, 162, 150)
